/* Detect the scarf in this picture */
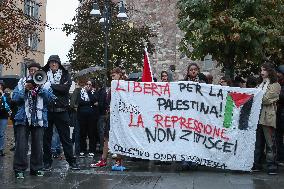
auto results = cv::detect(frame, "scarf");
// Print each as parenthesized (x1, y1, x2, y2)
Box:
(47, 69, 62, 84)
(80, 88, 90, 101)
(24, 87, 44, 127)
(258, 78, 269, 92)
(18, 76, 50, 127)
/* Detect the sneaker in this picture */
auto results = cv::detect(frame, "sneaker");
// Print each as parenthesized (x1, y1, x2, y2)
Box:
(112, 154, 118, 159)
(90, 159, 107, 168)
(15, 171, 24, 179)
(277, 161, 284, 166)
(42, 164, 52, 171)
(69, 162, 80, 170)
(88, 153, 94, 158)
(30, 170, 44, 177)
(267, 168, 278, 175)
(79, 152, 85, 158)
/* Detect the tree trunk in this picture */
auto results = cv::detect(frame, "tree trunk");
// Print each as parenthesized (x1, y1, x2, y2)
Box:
(224, 56, 235, 80)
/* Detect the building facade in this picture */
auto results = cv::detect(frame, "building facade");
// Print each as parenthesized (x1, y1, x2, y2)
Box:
(126, 0, 220, 81)
(1, 0, 46, 77)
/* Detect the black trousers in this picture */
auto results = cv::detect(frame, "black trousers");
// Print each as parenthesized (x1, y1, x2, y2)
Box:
(43, 112, 75, 165)
(71, 111, 80, 155)
(13, 125, 44, 172)
(276, 108, 284, 161)
(78, 110, 97, 153)
(254, 125, 277, 169)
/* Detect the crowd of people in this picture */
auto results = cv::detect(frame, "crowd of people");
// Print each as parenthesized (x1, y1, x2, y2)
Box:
(0, 55, 283, 179)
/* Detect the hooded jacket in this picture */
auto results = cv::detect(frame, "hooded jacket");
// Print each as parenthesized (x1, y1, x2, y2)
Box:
(43, 55, 72, 112)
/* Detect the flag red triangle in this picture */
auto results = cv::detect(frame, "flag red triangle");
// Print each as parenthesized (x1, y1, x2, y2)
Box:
(142, 48, 153, 82)
(229, 92, 253, 108)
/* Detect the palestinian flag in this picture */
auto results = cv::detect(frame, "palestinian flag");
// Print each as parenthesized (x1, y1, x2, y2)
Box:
(223, 92, 254, 130)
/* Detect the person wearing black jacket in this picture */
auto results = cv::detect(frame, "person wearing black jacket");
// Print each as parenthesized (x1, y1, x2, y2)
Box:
(42, 55, 79, 170)
(77, 80, 98, 157)
(276, 65, 284, 165)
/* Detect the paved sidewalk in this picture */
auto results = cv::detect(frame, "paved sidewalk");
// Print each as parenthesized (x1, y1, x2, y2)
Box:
(0, 154, 284, 189)
(0, 126, 283, 189)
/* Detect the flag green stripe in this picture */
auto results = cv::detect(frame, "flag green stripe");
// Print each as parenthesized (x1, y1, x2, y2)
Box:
(223, 95, 234, 128)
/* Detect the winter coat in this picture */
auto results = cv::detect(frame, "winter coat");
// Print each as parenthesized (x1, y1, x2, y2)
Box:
(97, 87, 107, 116)
(48, 70, 71, 112)
(43, 55, 72, 112)
(12, 85, 55, 127)
(71, 87, 99, 114)
(259, 82, 281, 128)
(77, 88, 98, 115)
(70, 87, 81, 111)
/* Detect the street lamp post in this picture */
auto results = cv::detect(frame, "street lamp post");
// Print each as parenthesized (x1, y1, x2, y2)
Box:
(90, 0, 127, 86)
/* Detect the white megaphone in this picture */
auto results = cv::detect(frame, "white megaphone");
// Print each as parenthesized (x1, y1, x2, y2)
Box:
(33, 70, 47, 85)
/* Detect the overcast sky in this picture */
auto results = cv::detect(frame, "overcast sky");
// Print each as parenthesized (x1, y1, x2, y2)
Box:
(44, 0, 78, 64)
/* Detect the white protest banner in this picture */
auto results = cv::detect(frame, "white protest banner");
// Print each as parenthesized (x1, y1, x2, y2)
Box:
(109, 80, 264, 171)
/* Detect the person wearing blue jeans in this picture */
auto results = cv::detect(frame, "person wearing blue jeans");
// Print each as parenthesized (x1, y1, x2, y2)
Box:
(51, 127, 61, 158)
(0, 119, 8, 156)
(0, 81, 11, 157)
(12, 62, 56, 179)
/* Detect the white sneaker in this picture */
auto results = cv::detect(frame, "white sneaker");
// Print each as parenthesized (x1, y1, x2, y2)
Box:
(79, 152, 85, 158)
(112, 154, 118, 159)
(88, 153, 94, 157)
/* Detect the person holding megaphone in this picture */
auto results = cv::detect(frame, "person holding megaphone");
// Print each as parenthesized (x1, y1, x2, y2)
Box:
(12, 62, 56, 179)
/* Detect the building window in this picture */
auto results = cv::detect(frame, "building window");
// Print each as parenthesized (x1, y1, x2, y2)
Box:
(21, 59, 36, 77)
(24, 0, 39, 18)
(20, 62, 27, 77)
(27, 32, 39, 51)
